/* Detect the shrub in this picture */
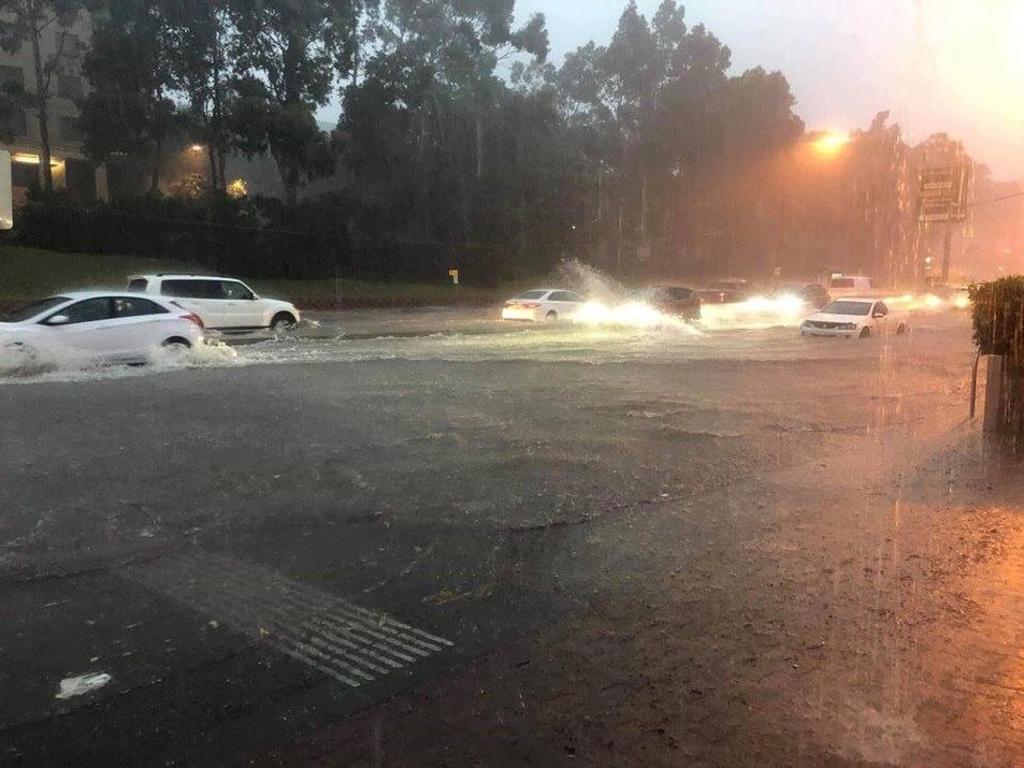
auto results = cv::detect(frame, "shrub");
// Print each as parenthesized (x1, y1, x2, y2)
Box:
(970, 277, 1024, 357)
(971, 276, 1024, 441)
(8, 191, 495, 285)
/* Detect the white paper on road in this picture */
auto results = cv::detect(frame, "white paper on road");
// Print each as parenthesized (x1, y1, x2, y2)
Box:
(55, 672, 112, 700)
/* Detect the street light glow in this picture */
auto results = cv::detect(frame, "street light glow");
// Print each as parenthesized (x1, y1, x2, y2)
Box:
(814, 131, 851, 156)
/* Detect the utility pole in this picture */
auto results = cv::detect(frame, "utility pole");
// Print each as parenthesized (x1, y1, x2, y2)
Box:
(941, 225, 953, 284)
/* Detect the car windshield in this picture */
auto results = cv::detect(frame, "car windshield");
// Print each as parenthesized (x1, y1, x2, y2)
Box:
(823, 300, 872, 316)
(1, 296, 69, 322)
(516, 290, 548, 300)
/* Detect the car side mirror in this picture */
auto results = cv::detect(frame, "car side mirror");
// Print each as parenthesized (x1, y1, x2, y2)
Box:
(46, 315, 70, 326)
(250, 294, 260, 301)
(873, 312, 885, 319)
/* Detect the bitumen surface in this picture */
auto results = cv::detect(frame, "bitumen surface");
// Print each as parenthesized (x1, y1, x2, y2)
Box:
(2, 309, 1021, 767)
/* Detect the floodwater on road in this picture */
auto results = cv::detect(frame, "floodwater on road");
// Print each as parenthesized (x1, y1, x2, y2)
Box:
(2, 306, 1020, 768)
(0, 305, 970, 385)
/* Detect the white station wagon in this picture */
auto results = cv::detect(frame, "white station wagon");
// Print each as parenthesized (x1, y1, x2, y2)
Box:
(128, 275, 300, 333)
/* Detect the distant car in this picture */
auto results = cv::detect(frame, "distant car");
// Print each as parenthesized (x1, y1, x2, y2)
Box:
(649, 285, 701, 320)
(801, 298, 908, 339)
(0, 292, 205, 365)
(128, 275, 300, 333)
(703, 280, 753, 303)
(501, 289, 585, 322)
(777, 283, 831, 309)
(828, 275, 873, 298)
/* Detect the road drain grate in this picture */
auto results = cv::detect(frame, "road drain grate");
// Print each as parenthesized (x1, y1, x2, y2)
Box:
(122, 551, 452, 688)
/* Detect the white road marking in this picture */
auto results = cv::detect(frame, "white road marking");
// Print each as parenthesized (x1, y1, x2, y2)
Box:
(121, 551, 452, 688)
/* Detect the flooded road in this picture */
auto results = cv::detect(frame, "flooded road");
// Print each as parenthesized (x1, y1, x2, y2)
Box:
(1, 307, 1018, 767)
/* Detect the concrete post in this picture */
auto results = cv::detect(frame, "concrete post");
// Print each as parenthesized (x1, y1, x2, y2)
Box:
(983, 355, 1005, 434)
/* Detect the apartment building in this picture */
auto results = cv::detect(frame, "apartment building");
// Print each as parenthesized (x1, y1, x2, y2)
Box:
(0, 9, 106, 203)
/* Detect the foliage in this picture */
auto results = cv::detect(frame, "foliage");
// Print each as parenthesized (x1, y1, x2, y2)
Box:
(8, 189, 504, 283)
(225, 0, 363, 203)
(970, 277, 1024, 358)
(0, 244, 502, 305)
(971, 277, 1024, 441)
(78, 3, 180, 190)
(63, 0, 946, 286)
(0, 0, 92, 190)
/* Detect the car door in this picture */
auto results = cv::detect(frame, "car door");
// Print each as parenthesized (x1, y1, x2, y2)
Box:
(42, 297, 122, 357)
(160, 279, 224, 329)
(549, 291, 582, 318)
(110, 297, 174, 358)
(218, 280, 262, 329)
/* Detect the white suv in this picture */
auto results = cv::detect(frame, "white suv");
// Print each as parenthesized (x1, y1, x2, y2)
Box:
(127, 275, 300, 332)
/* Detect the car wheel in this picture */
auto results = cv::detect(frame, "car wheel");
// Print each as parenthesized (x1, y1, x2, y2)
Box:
(859, 327, 872, 339)
(545, 311, 558, 322)
(162, 338, 191, 357)
(4, 343, 38, 368)
(271, 313, 298, 333)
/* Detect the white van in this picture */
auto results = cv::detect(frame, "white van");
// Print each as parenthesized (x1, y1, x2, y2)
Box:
(828, 275, 873, 297)
(127, 275, 300, 332)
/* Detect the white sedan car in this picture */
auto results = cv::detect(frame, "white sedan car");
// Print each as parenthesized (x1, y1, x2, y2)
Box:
(801, 298, 908, 339)
(501, 289, 586, 322)
(0, 292, 205, 366)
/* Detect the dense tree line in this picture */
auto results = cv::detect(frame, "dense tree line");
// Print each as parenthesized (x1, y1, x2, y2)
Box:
(1, 0, 994, 284)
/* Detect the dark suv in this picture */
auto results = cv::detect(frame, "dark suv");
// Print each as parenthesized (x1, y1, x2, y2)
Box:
(650, 285, 702, 321)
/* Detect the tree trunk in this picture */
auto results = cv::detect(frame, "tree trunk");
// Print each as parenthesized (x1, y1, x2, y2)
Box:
(208, 140, 219, 192)
(284, 162, 299, 206)
(475, 114, 483, 181)
(218, 146, 227, 191)
(29, 20, 53, 192)
(150, 137, 162, 193)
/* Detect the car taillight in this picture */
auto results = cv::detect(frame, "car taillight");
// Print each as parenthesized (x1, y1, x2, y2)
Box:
(182, 313, 204, 329)
(520, 302, 540, 309)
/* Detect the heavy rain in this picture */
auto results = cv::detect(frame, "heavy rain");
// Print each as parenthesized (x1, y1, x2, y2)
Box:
(1, 2, 1023, 767)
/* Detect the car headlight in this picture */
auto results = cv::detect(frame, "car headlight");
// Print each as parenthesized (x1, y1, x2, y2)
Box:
(841, 323, 857, 330)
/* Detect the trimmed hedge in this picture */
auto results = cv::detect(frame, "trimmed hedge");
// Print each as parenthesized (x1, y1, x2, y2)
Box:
(970, 277, 1024, 357)
(8, 191, 499, 285)
(971, 276, 1024, 440)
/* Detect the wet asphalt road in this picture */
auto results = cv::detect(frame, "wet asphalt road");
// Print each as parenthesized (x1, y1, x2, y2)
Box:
(1, 308, 1018, 767)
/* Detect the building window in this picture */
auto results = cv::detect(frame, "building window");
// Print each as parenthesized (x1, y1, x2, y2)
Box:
(0, 65, 24, 89)
(8, 108, 27, 137)
(11, 160, 39, 190)
(58, 31, 84, 62)
(58, 73, 84, 101)
(65, 157, 96, 202)
(58, 115, 80, 142)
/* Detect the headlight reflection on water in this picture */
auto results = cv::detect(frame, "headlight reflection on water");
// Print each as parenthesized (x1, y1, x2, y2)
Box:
(700, 295, 810, 330)
(572, 294, 814, 332)
(572, 301, 701, 332)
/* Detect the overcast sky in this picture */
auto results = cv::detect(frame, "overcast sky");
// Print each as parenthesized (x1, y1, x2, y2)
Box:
(513, 0, 1024, 180)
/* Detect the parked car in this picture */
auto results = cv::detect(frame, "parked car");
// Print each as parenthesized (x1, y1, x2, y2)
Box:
(0, 292, 205, 365)
(827, 275, 873, 298)
(501, 289, 586, 322)
(649, 285, 702, 320)
(801, 298, 908, 339)
(776, 283, 831, 309)
(127, 275, 300, 333)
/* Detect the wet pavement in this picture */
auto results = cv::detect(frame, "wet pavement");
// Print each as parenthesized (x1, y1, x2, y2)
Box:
(1, 308, 1021, 767)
